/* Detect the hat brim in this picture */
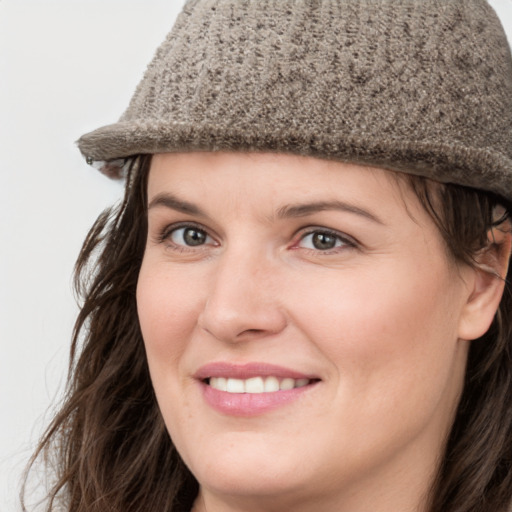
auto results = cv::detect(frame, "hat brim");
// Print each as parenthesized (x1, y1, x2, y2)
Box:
(77, 119, 512, 201)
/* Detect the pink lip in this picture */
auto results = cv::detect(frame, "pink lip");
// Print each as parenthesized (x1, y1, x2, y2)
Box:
(194, 362, 317, 380)
(194, 362, 320, 417)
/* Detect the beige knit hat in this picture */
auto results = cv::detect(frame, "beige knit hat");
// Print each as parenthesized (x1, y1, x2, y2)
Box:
(77, 0, 512, 200)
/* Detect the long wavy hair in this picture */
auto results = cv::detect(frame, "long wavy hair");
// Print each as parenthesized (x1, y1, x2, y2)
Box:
(22, 154, 512, 512)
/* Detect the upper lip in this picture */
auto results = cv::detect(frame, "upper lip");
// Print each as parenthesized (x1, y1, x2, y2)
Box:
(194, 362, 319, 381)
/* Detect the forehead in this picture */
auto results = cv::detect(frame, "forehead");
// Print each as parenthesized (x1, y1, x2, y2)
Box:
(147, 152, 418, 219)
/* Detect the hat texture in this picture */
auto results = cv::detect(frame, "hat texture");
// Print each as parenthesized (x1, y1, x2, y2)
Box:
(77, 0, 512, 200)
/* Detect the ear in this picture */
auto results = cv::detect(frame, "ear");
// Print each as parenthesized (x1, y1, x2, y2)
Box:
(457, 226, 512, 341)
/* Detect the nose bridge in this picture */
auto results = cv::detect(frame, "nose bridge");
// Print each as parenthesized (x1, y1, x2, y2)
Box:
(198, 244, 286, 342)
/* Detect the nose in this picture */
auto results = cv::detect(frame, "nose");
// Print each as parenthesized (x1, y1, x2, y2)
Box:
(197, 250, 288, 343)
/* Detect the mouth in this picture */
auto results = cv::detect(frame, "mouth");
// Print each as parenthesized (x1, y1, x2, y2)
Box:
(204, 376, 316, 393)
(195, 362, 321, 416)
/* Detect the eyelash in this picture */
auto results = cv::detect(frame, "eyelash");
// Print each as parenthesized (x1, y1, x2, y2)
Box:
(157, 222, 217, 251)
(156, 223, 357, 254)
(294, 228, 357, 253)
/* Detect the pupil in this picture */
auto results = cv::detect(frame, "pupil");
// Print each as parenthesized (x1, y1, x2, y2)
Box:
(184, 228, 206, 246)
(313, 232, 336, 250)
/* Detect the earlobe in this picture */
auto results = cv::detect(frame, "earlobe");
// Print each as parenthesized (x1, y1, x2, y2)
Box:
(457, 226, 512, 341)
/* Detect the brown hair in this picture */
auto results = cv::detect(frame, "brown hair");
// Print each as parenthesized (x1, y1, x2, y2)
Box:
(23, 155, 512, 512)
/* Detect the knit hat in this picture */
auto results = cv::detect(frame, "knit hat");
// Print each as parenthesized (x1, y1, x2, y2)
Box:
(77, 0, 512, 200)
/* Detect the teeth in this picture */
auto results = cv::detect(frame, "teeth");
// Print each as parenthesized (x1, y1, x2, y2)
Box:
(264, 376, 280, 392)
(245, 377, 265, 393)
(209, 376, 312, 394)
(280, 377, 295, 390)
(226, 378, 245, 393)
(214, 377, 227, 391)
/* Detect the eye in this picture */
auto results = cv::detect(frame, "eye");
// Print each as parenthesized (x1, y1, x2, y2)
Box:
(168, 226, 214, 247)
(297, 229, 353, 251)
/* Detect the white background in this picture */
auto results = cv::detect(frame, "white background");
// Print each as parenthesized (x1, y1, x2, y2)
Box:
(0, 2, 183, 510)
(1, 1, 511, 511)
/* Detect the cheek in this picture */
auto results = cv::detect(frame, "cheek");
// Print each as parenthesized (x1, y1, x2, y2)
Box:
(290, 258, 464, 402)
(136, 263, 200, 366)
(282, 260, 468, 473)
(136, 262, 206, 448)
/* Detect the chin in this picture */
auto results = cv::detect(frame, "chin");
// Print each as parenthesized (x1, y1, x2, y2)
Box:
(179, 430, 315, 499)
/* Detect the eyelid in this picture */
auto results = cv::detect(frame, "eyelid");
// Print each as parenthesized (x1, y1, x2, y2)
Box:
(156, 221, 218, 248)
(153, 221, 357, 253)
(292, 226, 358, 251)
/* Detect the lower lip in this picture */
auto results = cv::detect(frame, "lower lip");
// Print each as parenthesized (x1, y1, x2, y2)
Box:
(200, 381, 316, 417)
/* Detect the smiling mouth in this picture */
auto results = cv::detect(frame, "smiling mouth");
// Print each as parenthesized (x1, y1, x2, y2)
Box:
(205, 376, 318, 394)
(198, 364, 320, 415)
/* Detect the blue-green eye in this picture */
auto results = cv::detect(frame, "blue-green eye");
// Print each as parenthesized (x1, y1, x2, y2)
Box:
(298, 230, 350, 251)
(170, 226, 212, 247)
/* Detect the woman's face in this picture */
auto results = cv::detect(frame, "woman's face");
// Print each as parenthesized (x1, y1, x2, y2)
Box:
(137, 152, 476, 511)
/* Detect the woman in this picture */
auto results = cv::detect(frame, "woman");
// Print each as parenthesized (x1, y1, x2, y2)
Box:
(24, 1, 512, 511)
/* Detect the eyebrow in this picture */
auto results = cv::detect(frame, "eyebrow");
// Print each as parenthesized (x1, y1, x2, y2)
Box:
(148, 193, 208, 217)
(148, 193, 384, 225)
(276, 200, 384, 225)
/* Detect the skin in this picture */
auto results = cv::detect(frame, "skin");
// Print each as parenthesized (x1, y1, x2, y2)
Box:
(137, 151, 506, 512)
